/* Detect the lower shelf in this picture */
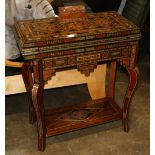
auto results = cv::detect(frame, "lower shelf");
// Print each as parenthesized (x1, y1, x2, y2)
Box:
(45, 97, 122, 137)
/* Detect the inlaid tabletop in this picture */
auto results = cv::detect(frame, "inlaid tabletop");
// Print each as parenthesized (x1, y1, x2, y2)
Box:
(15, 11, 140, 48)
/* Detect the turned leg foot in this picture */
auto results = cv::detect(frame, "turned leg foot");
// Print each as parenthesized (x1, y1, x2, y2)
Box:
(122, 67, 139, 132)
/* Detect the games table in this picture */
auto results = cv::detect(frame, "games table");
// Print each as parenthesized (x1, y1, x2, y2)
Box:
(14, 6, 140, 151)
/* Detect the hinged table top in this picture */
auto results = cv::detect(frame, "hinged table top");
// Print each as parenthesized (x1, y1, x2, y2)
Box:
(15, 11, 140, 50)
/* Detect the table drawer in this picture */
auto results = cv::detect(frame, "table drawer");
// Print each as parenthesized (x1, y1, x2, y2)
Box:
(42, 46, 131, 70)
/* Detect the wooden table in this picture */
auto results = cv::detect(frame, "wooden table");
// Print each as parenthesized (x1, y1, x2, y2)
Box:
(14, 6, 141, 151)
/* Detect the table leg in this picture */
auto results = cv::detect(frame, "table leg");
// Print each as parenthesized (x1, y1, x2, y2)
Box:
(32, 83, 46, 151)
(22, 63, 36, 124)
(122, 67, 139, 132)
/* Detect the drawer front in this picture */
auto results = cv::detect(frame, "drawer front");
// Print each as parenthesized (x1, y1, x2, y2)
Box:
(41, 43, 139, 81)
(42, 46, 132, 70)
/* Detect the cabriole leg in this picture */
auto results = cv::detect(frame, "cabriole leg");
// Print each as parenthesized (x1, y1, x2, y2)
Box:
(122, 67, 139, 132)
(22, 63, 36, 124)
(32, 83, 46, 151)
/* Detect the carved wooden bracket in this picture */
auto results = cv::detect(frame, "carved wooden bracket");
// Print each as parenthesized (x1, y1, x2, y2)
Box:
(117, 57, 130, 68)
(43, 68, 56, 82)
(77, 62, 97, 77)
